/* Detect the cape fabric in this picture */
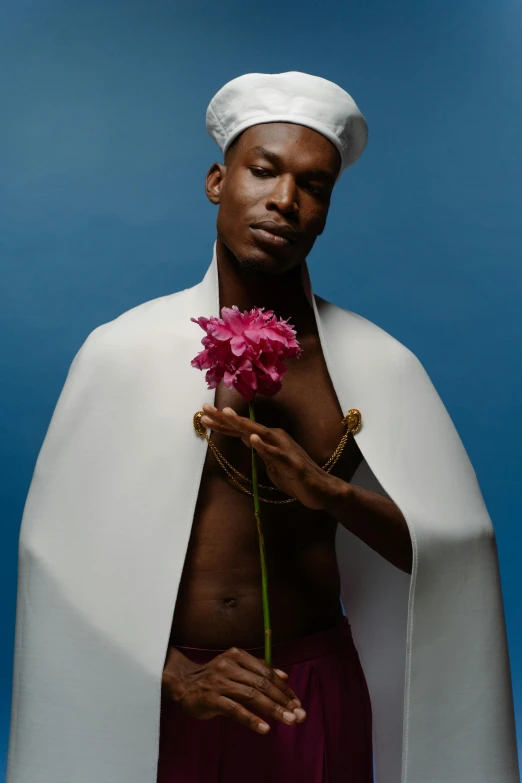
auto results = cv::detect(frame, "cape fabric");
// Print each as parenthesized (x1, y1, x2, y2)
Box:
(7, 241, 519, 783)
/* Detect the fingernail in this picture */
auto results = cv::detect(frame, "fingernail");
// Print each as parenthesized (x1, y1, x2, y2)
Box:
(258, 722, 270, 733)
(283, 711, 296, 722)
(275, 669, 287, 677)
(293, 708, 306, 720)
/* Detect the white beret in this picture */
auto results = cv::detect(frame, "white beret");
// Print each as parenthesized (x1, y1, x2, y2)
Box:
(206, 71, 368, 180)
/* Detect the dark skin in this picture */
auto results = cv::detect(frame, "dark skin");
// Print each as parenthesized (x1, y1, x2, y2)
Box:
(162, 122, 413, 736)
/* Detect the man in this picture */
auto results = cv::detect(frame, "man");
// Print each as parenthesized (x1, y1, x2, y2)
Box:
(6, 72, 519, 783)
(159, 84, 411, 781)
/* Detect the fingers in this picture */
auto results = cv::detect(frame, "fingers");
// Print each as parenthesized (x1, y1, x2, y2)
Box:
(233, 657, 301, 709)
(250, 433, 281, 456)
(215, 695, 272, 734)
(233, 650, 301, 706)
(200, 413, 242, 439)
(203, 404, 274, 441)
(201, 405, 281, 453)
(212, 649, 306, 733)
(223, 409, 277, 444)
(224, 674, 306, 730)
(200, 405, 251, 440)
(176, 647, 307, 736)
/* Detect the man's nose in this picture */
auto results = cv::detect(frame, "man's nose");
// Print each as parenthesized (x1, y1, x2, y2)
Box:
(266, 174, 298, 213)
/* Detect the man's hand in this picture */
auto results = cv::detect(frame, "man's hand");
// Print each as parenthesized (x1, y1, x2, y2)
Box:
(163, 644, 307, 734)
(201, 404, 412, 572)
(200, 403, 337, 510)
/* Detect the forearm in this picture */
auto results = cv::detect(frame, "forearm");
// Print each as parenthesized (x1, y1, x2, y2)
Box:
(323, 476, 413, 574)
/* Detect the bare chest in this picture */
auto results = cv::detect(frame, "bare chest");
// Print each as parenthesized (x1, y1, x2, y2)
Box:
(170, 344, 362, 645)
(191, 344, 363, 554)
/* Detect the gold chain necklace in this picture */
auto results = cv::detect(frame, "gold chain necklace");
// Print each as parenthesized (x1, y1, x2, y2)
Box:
(193, 408, 362, 504)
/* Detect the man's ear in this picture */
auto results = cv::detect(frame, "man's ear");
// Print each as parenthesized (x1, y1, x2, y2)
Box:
(205, 162, 226, 205)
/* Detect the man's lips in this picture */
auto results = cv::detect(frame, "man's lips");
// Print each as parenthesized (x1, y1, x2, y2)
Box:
(250, 221, 298, 243)
(250, 227, 294, 249)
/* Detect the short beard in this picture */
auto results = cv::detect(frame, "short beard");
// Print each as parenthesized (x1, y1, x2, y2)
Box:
(234, 254, 281, 276)
(230, 243, 298, 277)
(217, 232, 300, 277)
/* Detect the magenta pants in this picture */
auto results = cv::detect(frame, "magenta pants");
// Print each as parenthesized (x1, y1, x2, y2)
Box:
(156, 616, 373, 782)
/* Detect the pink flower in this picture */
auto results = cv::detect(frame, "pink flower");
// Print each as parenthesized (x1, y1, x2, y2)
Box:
(191, 305, 302, 401)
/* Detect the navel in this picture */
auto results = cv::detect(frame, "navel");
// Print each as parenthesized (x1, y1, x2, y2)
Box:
(222, 597, 238, 608)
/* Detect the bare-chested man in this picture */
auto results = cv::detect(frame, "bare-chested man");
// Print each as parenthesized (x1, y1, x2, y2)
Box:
(7, 71, 518, 783)
(159, 79, 412, 782)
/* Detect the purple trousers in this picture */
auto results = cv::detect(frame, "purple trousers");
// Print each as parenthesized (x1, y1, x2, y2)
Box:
(156, 616, 373, 783)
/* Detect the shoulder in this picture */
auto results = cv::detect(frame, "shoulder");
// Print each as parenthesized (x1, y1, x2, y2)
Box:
(70, 284, 196, 372)
(315, 294, 423, 376)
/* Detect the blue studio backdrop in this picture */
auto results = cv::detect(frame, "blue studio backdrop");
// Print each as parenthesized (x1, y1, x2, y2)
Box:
(1, 0, 521, 776)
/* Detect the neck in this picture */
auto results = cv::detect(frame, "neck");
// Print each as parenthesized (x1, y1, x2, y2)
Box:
(215, 238, 318, 338)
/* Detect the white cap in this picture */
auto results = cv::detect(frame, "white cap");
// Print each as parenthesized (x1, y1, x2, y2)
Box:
(206, 71, 368, 181)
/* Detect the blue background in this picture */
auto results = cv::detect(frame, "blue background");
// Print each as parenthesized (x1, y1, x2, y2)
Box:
(1, 0, 520, 775)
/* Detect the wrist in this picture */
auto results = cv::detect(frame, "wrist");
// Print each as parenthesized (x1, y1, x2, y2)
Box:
(162, 646, 198, 704)
(321, 474, 352, 517)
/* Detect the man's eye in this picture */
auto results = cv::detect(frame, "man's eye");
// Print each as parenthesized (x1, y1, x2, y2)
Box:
(249, 168, 324, 197)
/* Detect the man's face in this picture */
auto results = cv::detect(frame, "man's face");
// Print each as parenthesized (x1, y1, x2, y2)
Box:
(205, 122, 341, 275)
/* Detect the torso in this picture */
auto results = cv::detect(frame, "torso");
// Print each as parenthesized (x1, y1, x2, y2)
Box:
(169, 333, 364, 648)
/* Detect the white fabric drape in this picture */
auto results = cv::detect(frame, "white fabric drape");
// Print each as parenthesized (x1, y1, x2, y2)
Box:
(6, 241, 519, 782)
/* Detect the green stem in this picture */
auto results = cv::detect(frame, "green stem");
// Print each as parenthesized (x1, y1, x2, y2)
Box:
(249, 400, 272, 667)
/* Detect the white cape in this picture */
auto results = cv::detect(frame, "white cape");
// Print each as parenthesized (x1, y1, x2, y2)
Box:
(7, 241, 520, 783)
